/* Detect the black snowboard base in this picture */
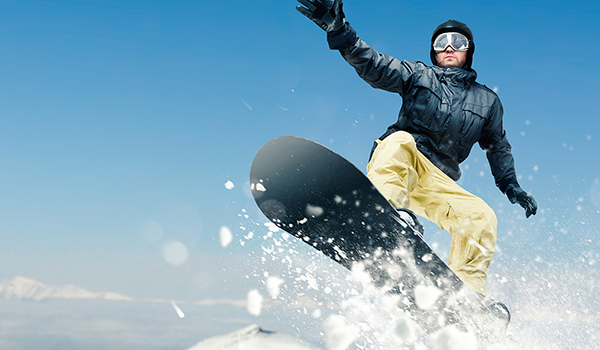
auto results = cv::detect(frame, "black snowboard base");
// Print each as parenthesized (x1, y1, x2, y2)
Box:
(250, 136, 518, 347)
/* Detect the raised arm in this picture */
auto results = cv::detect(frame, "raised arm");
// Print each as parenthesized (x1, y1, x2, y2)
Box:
(296, 0, 419, 96)
(327, 23, 421, 96)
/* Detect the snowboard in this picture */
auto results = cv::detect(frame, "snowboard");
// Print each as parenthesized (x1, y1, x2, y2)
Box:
(249, 136, 511, 343)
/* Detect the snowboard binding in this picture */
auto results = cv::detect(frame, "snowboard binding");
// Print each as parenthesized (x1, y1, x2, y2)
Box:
(484, 299, 511, 329)
(395, 207, 425, 237)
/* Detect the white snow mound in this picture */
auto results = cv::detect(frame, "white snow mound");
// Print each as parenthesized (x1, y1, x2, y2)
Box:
(186, 324, 322, 350)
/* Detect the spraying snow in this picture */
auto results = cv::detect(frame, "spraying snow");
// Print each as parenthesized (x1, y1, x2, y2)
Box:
(323, 315, 359, 350)
(247, 289, 263, 316)
(414, 284, 443, 310)
(433, 325, 477, 350)
(266, 276, 284, 298)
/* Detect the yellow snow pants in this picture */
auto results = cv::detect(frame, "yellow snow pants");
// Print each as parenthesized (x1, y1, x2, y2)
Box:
(366, 131, 497, 297)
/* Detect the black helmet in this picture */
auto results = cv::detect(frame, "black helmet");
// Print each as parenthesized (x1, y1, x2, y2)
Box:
(430, 19, 475, 70)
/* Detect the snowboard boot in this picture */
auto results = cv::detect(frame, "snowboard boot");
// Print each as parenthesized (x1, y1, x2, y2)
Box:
(395, 207, 424, 237)
(484, 299, 511, 329)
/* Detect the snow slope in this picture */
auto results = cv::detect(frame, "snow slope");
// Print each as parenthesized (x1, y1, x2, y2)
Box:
(186, 324, 323, 350)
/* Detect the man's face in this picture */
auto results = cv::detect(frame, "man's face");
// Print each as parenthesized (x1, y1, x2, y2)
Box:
(435, 47, 468, 68)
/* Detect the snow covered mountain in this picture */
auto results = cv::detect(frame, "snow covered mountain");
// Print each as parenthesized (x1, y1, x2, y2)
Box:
(186, 324, 323, 350)
(0, 276, 132, 301)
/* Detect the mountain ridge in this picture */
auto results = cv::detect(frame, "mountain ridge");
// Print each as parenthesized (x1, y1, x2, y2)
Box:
(0, 276, 133, 301)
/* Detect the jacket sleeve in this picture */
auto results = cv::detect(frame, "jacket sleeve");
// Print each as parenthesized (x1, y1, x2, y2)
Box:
(479, 97, 519, 193)
(327, 23, 418, 97)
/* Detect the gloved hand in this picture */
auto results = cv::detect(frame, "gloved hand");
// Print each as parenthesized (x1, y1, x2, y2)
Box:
(296, 0, 345, 33)
(505, 184, 537, 218)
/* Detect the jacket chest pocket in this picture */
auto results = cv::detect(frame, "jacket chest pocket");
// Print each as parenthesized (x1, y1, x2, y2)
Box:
(407, 84, 446, 133)
(460, 103, 490, 147)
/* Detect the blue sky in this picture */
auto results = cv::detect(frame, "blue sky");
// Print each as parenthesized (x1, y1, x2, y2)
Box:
(0, 0, 599, 302)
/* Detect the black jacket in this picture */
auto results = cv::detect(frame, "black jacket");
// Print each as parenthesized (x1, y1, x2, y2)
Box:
(328, 23, 518, 193)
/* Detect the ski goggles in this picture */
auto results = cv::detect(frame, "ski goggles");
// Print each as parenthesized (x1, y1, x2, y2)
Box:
(432, 32, 469, 52)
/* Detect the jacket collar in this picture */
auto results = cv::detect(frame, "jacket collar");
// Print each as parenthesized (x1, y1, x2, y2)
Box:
(432, 65, 478, 87)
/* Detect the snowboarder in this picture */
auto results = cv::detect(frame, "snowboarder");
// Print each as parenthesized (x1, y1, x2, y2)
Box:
(296, 0, 537, 298)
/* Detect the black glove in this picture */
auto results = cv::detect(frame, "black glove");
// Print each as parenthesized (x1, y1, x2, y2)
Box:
(296, 0, 345, 33)
(505, 184, 537, 218)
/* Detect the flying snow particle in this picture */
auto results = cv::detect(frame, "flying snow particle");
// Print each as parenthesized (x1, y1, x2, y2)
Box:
(297, 273, 319, 290)
(266, 276, 284, 298)
(421, 254, 433, 262)
(171, 301, 185, 318)
(434, 325, 477, 350)
(306, 204, 324, 217)
(394, 315, 417, 344)
(379, 294, 401, 312)
(247, 289, 263, 316)
(162, 241, 189, 266)
(414, 284, 443, 310)
(312, 309, 322, 318)
(350, 262, 372, 286)
(224, 180, 235, 190)
(219, 226, 233, 247)
(264, 222, 280, 232)
(323, 315, 359, 350)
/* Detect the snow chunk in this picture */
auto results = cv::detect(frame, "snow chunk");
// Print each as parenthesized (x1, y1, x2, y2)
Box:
(414, 284, 442, 310)
(219, 226, 233, 247)
(421, 254, 433, 262)
(323, 315, 359, 350)
(171, 301, 185, 318)
(297, 273, 319, 291)
(350, 262, 372, 286)
(487, 345, 508, 350)
(306, 204, 324, 217)
(264, 222, 280, 233)
(434, 325, 477, 350)
(266, 276, 284, 298)
(394, 314, 417, 344)
(225, 180, 235, 190)
(247, 289, 264, 316)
